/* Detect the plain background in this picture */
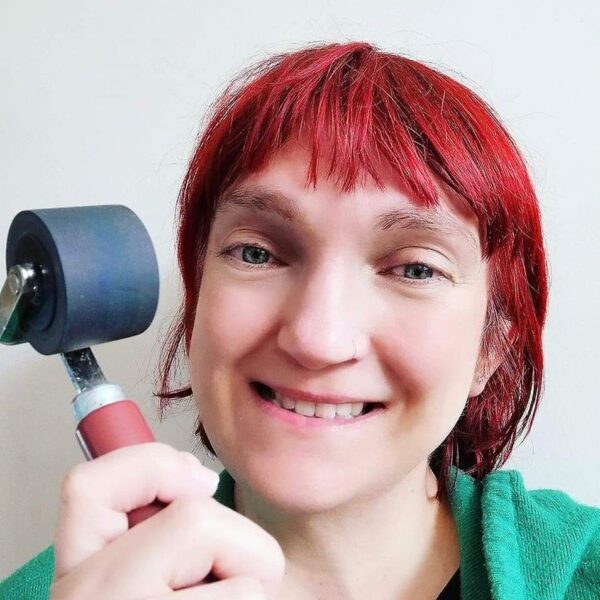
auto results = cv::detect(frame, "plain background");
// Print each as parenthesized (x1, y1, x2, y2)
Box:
(1, 0, 598, 579)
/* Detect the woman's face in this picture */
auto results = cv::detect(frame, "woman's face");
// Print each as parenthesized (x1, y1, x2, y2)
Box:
(188, 142, 489, 511)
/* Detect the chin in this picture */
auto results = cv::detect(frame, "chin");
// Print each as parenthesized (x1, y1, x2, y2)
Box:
(241, 458, 363, 513)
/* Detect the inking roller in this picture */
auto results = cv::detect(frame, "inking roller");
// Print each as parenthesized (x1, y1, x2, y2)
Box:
(1, 205, 165, 527)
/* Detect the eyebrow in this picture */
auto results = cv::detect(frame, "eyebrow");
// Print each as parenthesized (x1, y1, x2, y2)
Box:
(216, 186, 477, 246)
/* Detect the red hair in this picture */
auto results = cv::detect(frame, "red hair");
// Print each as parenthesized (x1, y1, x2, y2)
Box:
(156, 41, 548, 502)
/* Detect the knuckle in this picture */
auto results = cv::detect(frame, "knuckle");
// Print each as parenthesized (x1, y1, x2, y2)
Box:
(59, 463, 92, 506)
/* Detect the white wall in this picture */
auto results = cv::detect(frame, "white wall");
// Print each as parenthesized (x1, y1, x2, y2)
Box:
(1, 0, 598, 579)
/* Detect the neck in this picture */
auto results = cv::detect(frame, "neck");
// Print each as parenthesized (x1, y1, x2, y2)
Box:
(233, 461, 460, 600)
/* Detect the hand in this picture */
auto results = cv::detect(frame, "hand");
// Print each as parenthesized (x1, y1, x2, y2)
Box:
(49, 442, 285, 599)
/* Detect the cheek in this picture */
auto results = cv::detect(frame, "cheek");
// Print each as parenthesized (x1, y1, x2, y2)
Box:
(187, 271, 284, 450)
(189, 270, 280, 375)
(382, 293, 487, 399)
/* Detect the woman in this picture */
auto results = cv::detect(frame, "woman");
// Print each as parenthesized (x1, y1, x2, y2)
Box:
(1, 41, 599, 599)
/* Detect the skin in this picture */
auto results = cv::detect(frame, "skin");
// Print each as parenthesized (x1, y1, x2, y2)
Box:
(188, 140, 496, 599)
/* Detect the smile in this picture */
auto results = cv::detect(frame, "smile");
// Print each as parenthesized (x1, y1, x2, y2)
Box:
(249, 381, 387, 430)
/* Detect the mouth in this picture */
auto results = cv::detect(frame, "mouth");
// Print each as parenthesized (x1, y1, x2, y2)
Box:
(249, 380, 386, 421)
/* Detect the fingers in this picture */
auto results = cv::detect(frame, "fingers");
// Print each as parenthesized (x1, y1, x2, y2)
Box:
(53, 442, 219, 578)
(51, 441, 285, 600)
(70, 494, 285, 599)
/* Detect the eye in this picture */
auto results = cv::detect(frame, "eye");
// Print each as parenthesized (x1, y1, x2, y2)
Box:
(218, 242, 278, 268)
(383, 262, 448, 285)
(403, 264, 434, 279)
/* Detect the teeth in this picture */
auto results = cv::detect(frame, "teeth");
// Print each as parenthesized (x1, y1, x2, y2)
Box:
(273, 391, 366, 419)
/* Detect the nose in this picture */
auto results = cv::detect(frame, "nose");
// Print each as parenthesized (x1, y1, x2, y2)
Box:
(276, 262, 368, 369)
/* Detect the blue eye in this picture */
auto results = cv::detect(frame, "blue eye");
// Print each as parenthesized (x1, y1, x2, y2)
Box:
(218, 243, 276, 267)
(240, 245, 270, 265)
(219, 243, 447, 285)
(403, 264, 434, 279)
(385, 262, 446, 285)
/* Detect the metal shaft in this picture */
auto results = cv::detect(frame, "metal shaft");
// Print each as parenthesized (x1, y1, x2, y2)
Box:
(61, 348, 108, 394)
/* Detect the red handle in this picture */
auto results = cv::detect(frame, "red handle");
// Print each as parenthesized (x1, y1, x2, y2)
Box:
(77, 399, 167, 528)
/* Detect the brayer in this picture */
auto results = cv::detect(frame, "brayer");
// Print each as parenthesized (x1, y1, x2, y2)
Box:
(1, 205, 166, 527)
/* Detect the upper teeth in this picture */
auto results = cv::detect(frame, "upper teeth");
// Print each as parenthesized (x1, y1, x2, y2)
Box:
(273, 391, 365, 419)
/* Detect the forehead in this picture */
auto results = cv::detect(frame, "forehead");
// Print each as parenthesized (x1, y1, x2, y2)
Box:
(216, 143, 481, 251)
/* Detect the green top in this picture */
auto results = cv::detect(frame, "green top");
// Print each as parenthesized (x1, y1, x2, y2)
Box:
(1, 465, 599, 599)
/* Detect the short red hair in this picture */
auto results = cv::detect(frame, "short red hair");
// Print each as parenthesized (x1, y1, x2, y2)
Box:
(156, 41, 548, 502)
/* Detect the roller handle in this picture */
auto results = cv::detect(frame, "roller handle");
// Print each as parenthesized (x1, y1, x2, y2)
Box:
(76, 399, 167, 528)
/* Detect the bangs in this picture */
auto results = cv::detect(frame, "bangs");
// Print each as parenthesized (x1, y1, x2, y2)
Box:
(203, 42, 529, 258)
(227, 43, 440, 203)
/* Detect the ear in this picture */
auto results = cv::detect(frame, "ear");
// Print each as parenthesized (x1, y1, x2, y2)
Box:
(469, 320, 515, 398)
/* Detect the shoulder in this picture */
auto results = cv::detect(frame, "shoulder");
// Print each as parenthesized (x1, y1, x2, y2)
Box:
(0, 545, 55, 599)
(480, 468, 600, 597)
(481, 468, 600, 531)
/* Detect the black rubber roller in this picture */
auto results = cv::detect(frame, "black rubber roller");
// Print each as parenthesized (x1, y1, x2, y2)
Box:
(5, 205, 159, 355)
